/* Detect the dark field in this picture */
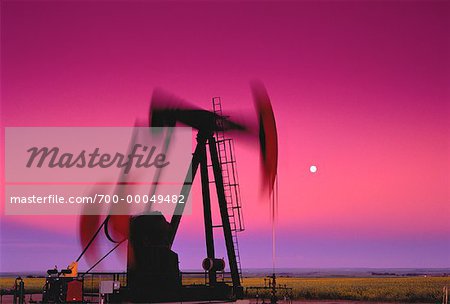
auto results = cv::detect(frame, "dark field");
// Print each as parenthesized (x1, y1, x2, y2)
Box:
(1, 276, 449, 303)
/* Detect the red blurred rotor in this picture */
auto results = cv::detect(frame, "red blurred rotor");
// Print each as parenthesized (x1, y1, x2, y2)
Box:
(78, 214, 101, 266)
(251, 81, 278, 194)
(106, 215, 130, 243)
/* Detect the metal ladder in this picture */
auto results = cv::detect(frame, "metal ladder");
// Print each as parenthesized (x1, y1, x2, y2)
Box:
(212, 97, 245, 281)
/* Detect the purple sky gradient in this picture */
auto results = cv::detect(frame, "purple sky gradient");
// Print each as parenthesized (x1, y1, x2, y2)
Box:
(1, 1, 449, 272)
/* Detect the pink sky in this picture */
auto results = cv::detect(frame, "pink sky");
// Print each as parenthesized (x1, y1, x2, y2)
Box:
(1, 1, 449, 272)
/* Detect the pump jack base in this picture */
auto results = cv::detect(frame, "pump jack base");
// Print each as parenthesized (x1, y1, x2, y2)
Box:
(110, 284, 244, 303)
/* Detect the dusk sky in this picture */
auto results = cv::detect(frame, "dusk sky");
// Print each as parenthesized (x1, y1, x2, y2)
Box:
(1, 1, 449, 272)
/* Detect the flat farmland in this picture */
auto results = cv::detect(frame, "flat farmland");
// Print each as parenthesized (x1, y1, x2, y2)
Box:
(1, 276, 449, 303)
(243, 277, 450, 303)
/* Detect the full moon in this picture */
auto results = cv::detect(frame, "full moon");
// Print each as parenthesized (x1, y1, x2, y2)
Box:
(310, 165, 317, 173)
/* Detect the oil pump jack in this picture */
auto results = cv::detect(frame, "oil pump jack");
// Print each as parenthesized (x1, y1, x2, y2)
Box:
(77, 82, 278, 303)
